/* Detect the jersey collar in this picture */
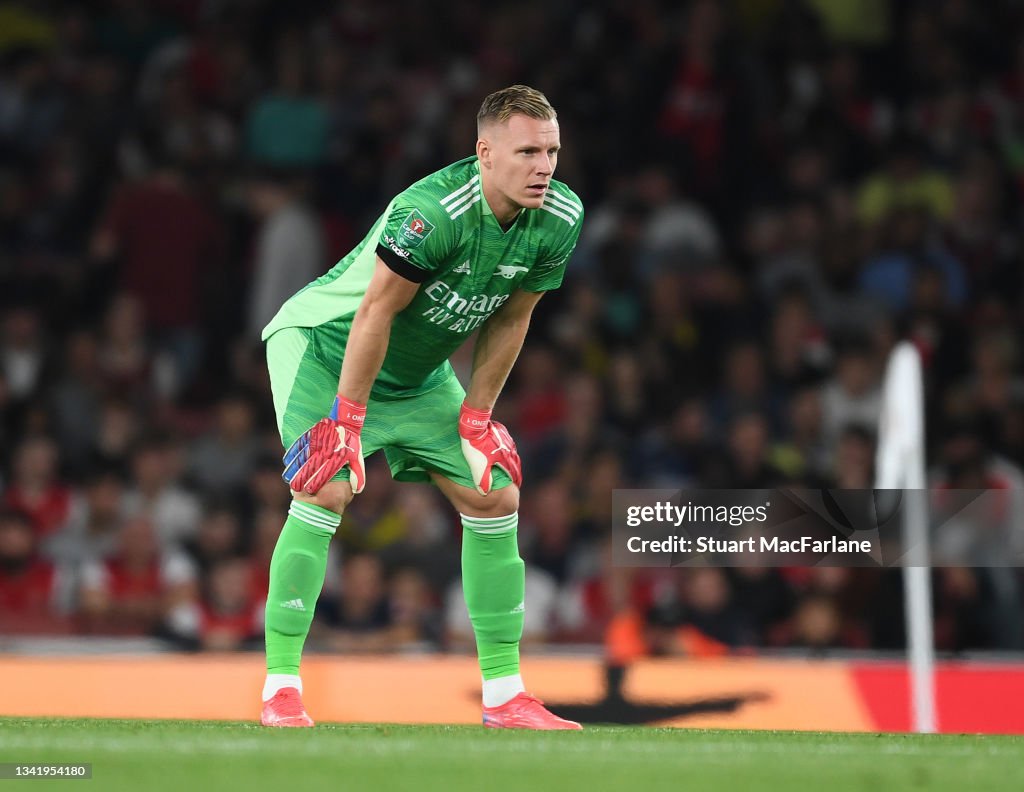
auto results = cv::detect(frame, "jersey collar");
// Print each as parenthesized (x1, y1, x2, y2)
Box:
(474, 158, 524, 233)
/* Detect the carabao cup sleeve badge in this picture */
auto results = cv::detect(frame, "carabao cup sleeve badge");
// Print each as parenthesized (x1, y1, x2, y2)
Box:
(399, 209, 436, 248)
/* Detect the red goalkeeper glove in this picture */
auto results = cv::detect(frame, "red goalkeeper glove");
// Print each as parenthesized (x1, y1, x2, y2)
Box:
(458, 402, 523, 495)
(282, 395, 366, 495)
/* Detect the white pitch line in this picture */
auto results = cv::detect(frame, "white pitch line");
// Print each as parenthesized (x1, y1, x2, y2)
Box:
(0, 732, 1019, 760)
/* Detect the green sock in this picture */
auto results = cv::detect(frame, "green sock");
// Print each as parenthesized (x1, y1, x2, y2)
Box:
(265, 501, 341, 674)
(461, 512, 524, 681)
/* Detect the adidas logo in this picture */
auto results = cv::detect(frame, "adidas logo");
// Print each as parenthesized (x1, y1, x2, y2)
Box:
(280, 598, 306, 611)
(453, 260, 472, 274)
(510, 601, 525, 614)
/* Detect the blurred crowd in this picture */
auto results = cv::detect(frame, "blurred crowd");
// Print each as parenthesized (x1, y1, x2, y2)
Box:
(3, 0, 1024, 657)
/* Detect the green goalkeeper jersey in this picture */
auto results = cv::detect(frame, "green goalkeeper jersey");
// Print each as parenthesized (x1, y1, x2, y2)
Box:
(262, 156, 584, 398)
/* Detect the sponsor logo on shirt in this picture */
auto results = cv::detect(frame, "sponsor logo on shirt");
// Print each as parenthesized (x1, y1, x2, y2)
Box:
(421, 280, 510, 333)
(399, 209, 436, 248)
(494, 264, 529, 279)
(382, 234, 411, 259)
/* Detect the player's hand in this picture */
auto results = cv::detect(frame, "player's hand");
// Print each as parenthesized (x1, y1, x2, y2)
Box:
(458, 402, 523, 495)
(282, 396, 366, 495)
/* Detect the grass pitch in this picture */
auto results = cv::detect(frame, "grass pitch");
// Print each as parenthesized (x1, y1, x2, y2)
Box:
(1, 717, 1022, 791)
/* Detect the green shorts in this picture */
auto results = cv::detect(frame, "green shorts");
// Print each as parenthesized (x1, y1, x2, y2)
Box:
(266, 326, 511, 490)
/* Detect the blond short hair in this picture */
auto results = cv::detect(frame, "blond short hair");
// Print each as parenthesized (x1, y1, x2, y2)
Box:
(477, 85, 556, 132)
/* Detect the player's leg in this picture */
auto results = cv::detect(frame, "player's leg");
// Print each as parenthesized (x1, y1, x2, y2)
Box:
(377, 375, 579, 729)
(261, 479, 351, 727)
(431, 474, 578, 729)
(430, 474, 525, 694)
(262, 328, 380, 726)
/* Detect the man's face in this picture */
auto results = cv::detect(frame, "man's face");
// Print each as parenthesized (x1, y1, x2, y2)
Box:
(478, 114, 560, 211)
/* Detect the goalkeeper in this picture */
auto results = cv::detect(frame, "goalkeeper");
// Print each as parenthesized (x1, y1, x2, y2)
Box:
(260, 85, 583, 730)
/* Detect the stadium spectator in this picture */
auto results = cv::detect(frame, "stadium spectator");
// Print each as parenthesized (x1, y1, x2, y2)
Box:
(244, 168, 325, 340)
(557, 537, 651, 645)
(376, 486, 460, 595)
(95, 293, 153, 402)
(654, 567, 757, 653)
(193, 556, 264, 652)
(771, 385, 830, 484)
(78, 514, 197, 638)
(858, 206, 968, 312)
(249, 505, 286, 599)
(243, 37, 328, 168)
(91, 143, 226, 395)
(312, 553, 409, 653)
(388, 566, 444, 649)
(640, 398, 714, 487)
(512, 347, 568, 444)
(122, 435, 201, 550)
(727, 566, 795, 646)
(2, 435, 71, 538)
(820, 340, 882, 448)
(184, 503, 244, 575)
(709, 340, 783, 436)
(44, 468, 126, 568)
(0, 507, 74, 634)
(705, 412, 787, 489)
(0, 306, 48, 403)
(521, 480, 578, 585)
(831, 425, 876, 489)
(187, 393, 262, 496)
(91, 398, 142, 472)
(46, 329, 105, 476)
(787, 595, 846, 652)
(855, 136, 955, 228)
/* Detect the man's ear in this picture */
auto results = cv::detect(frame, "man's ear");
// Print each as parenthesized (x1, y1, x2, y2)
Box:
(476, 137, 490, 168)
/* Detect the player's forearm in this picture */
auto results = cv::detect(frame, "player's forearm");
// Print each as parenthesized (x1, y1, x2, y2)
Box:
(334, 257, 421, 405)
(465, 313, 531, 411)
(336, 302, 397, 404)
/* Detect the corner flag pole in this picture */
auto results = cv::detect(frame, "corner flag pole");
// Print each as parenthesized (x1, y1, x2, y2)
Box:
(876, 341, 937, 733)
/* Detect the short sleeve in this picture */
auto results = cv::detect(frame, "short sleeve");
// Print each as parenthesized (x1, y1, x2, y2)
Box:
(521, 204, 584, 293)
(376, 192, 453, 283)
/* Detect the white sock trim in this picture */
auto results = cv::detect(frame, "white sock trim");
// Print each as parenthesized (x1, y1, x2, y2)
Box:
(290, 500, 341, 524)
(466, 525, 517, 535)
(459, 512, 518, 524)
(263, 674, 302, 701)
(482, 674, 525, 708)
(289, 502, 340, 533)
(461, 512, 518, 535)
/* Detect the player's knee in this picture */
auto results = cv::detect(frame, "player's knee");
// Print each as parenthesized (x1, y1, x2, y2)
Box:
(293, 480, 354, 516)
(462, 484, 520, 518)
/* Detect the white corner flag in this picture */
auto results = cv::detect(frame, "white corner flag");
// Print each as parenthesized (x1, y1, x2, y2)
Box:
(875, 341, 936, 733)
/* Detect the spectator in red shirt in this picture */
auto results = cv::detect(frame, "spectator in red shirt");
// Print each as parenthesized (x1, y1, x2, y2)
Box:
(2, 436, 71, 538)
(196, 556, 263, 652)
(78, 514, 197, 637)
(91, 145, 226, 396)
(657, 0, 728, 191)
(0, 508, 73, 634)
